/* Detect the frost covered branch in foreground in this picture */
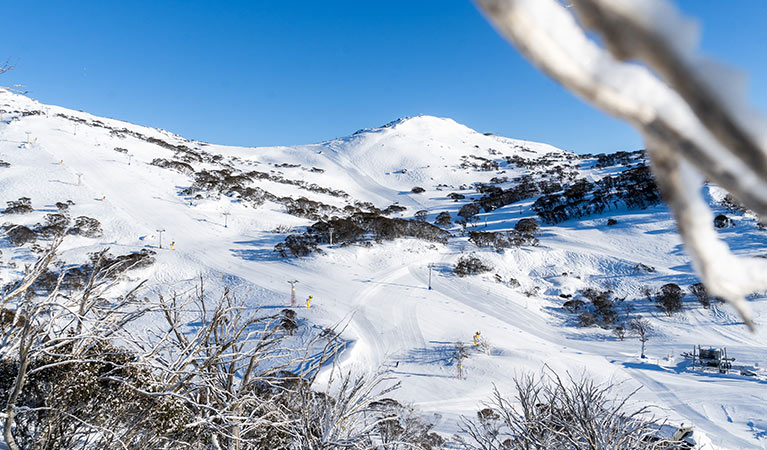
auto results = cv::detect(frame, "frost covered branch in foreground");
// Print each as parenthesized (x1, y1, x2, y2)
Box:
(456, 369, 672, 449)
(475, 0, 767, 329)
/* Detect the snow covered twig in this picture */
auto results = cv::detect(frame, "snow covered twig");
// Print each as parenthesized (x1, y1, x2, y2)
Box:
(475, 0, 767, 329)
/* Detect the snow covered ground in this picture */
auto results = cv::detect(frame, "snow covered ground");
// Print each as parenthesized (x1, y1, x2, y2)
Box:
(1, 89, 766, 448)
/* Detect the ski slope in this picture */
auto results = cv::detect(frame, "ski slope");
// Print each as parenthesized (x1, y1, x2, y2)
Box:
(1, 89, 766, 448)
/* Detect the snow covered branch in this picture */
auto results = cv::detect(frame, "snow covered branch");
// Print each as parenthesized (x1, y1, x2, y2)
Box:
(475, 0, 767, 329)
(457, 369, 671, 449)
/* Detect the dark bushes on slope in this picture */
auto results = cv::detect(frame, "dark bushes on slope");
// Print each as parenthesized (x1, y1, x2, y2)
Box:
(454, 255, 492, 277)
(28, 249, 156, 294)
(4, 197, 33, 215)
(37, 213, 70, 237)
(574, 288, 618, 328)
(468, 218, 540, 250)
(381, 204, 407, 215)
(714, 214, 733, 228)
(150, 158, 195, 175)
(275, 212, 451, 257)
(656, 283, 684, 316)
(4, 225, 36, 247)
(533, 165, 660, 224)
(514, 218, 539, 235)
(274, 234, 320, 258)
(69, 216, 103, 238)
(468, 229, 538, 250)
(434, 211, 452, 227)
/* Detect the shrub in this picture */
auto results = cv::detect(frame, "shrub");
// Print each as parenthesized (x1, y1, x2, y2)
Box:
(4, 197, 33, 214)
(55, 201, 73, 213)
(307, 218, 365, 244)
(69, 216, 103, 238)
(274, 234, 319, 258)
(635, 263, 656, 273)
(458, 203, 480, 220)
(38, 213, 70, 237)
(150, 158, 195, 175)
(563, 299, 585, 313)
(656, 283, 684, 316)
(282, 196, 339, 220)
(577, 311, 598, 327)
(468, 227, 538, 251)
(475, 336, 492, 355)
(454, 255, 492, 277)
(411, 186, 425, 194)
(368, 398, 444, 448)
(381, 204, 407, 215)
(607, 218, 618, 226)
(280, 316, 298, 335)
(523, 286, 541, 298)
(514, 218, 539, 235)
(576, 288, 617, 327)
(414, 210, 428, 222)
(434, 211, 451, 226)
(5, 225, 36, 246)
(714, 214, 733, 228)
(93, 249, 156, 273)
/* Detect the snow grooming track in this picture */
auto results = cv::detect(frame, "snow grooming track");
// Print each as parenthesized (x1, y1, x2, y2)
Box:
(342, 265, 428, 371)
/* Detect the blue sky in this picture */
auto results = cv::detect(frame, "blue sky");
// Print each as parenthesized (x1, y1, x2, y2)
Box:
(3, 1, 766, 153)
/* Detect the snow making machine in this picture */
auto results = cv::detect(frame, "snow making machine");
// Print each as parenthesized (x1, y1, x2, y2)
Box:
(688, 345, 734, 374)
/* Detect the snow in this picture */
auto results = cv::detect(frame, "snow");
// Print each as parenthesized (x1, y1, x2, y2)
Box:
(2, 89, 766, 448)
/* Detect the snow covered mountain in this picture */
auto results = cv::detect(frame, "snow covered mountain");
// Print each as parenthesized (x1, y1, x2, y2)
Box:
(1, 88, 766, 449)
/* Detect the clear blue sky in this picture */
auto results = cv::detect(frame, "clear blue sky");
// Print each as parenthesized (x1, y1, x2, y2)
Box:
(3, 1, 766, 154)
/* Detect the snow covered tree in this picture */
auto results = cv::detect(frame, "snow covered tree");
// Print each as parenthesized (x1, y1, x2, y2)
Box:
(0, 238, 152, 450)
(457, 369, 672, 449)
(630, 317, 652, 359)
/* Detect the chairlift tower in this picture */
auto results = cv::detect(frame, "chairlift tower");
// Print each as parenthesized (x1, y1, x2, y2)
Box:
(157, 228, 166, 249)
(222, 212, 231, 228)
(288, 280, 299, 307)
(428, 263, 435, 290)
